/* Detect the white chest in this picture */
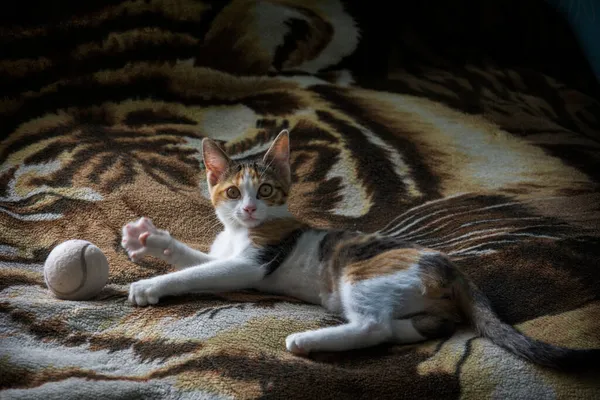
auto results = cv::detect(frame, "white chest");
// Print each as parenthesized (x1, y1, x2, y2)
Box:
(209, 229, 251, 259)
(256, 230, 328, 306)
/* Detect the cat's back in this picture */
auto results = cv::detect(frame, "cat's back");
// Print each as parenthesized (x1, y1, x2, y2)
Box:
(319, 229, 421, 261)
(318, 229, 453, 289)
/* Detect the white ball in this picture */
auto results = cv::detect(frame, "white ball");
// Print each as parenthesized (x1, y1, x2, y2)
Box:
(44, 239, 109, 300)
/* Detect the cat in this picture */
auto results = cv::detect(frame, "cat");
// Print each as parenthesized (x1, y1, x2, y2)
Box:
(122, 129, 598, 369)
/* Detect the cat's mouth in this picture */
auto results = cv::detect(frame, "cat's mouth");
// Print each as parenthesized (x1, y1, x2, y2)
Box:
(237, 214, 263, 227)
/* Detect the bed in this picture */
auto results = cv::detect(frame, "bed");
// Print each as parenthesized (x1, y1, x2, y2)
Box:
(1, 1, 599, 399)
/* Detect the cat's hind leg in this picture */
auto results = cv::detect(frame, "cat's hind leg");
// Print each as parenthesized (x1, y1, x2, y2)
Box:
(391, 315, 455, 344)
(285, 314, 454, 355)
(285, 281, 395, 355)
(285, 320, 392, 355)
(285, 270, 452, 355)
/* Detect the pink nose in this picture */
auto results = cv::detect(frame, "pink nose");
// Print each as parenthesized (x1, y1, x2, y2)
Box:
(243, 205, 257, 214)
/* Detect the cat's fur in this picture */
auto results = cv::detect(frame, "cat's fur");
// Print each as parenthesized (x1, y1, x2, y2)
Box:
(122, 130, 599, 370)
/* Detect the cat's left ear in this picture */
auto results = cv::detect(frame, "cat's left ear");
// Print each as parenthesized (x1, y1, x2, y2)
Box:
(202, 138, 231, 187)
(263, 129, 291, 185)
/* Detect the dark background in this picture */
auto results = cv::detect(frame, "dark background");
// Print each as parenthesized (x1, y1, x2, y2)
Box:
(338, 0, 600, 99)
(2, 0, 598, 98)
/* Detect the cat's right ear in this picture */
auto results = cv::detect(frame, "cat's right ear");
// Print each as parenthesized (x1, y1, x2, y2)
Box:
(263, 129, 291, 186)
(202, 138, 231, 186)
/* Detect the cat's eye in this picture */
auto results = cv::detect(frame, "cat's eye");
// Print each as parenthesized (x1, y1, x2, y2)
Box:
(226, 186, 240, 199)
(258, 184, 273, 198)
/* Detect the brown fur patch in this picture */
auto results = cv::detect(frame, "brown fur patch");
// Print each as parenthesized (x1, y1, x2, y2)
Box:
(210, 180, 232, 207)
(317, 231, 421, 292)
(325, 260, 341, 293)
(248, 218, 307, 247)
(322, 258, 343, 294)
(416, 253, 464, 322)
(343, 248, 423, 283)
(421, 296, 463, 325)
(419, 264, 456, 299)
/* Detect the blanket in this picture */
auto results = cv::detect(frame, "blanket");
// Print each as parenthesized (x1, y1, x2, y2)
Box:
(1, 1, 600, 399)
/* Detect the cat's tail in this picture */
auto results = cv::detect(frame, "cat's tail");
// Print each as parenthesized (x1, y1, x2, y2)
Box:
(455, 278, 600, 370)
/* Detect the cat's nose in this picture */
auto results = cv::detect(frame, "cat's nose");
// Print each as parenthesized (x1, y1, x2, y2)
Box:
(243, 205, 257, 214)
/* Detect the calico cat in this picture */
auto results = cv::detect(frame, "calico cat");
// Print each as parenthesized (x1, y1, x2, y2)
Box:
(122, 130, 598, 369)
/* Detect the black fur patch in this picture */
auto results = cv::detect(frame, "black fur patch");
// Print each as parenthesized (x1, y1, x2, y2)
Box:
(254, 229, 306, 276)
(419, 253, 459, 285)
(411, 315, 456, 339)
(343, 235, 416, 262)
(318, 230, 356, 261)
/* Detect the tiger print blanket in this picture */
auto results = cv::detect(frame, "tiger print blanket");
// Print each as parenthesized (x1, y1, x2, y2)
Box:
(1, 1, 600, 399)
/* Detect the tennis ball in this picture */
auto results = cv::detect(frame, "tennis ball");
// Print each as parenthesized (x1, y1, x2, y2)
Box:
(44, 240, 109, 300)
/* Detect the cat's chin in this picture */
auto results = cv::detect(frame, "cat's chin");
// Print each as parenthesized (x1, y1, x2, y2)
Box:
(236, 217, 264, 229)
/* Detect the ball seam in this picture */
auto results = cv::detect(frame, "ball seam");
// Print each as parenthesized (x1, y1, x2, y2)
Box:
(45, 243, 89, 297)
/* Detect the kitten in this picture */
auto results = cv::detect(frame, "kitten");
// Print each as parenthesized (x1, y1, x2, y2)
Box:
(122, 130, 598, 369)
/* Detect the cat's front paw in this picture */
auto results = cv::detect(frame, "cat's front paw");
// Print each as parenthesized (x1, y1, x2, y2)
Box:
(122, 217, 173, 262)
(285, 332, 311, 356)
(128, 278, 162, 306)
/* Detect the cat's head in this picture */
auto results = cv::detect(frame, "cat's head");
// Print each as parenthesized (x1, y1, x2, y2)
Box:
(202, 130, 291, 229)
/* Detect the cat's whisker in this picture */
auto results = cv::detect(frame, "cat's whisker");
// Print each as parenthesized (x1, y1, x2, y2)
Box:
(196, 219, 220, 232)
(259, 153, 278, 181)
(197, 224, 220, 236)
(197, 219, 224, 236)
(200, 215, 220, 225)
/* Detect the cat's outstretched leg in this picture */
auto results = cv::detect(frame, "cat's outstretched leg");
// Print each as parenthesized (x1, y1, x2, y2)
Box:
(122, 217, 171, 261)
(128, 258, 264, 306)
(122, 217, 216, 269)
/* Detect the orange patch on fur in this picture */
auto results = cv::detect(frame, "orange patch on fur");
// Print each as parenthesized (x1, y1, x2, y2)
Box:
(248, 218, 307, 247)
(343, 248, 423, 283)
(210, 181, 233, 206)
(416, 252, 458, 300)
(320, 233, 384, 292)
(233, 169, 247, 186)
(245, 167, 259, 180)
